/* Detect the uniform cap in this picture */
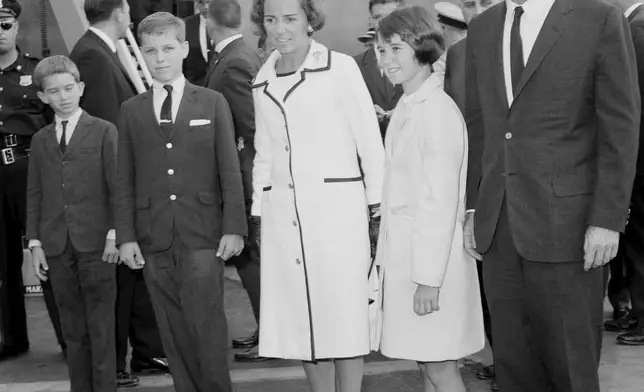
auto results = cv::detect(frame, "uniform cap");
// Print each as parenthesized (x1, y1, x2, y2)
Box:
(0, 0, 21, 19)
(435, 1, 467, 30)
(358, 27, 376, 43)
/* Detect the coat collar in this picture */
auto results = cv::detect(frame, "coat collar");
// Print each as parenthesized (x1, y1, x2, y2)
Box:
(47, 110, 94, 158)
(401, 73, 443, 106)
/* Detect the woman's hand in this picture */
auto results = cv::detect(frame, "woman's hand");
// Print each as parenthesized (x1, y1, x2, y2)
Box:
(413, 284, 440, 316)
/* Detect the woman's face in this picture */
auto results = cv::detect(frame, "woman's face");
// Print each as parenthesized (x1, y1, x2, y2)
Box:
(377, 33, 424, 86)
(262, 0, 310, 55)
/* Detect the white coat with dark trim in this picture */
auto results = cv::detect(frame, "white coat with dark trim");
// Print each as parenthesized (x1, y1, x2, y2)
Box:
(251, 40, 385, 360)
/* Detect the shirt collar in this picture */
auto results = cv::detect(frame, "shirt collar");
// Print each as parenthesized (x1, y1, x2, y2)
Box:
(89, 27, 117, 53)
(152, 74, 187, 96)
(214, 34, 243, 54)
(505, 0, 555, 17)
(625, 3, 643, 18)
(55, 108, 83, 128)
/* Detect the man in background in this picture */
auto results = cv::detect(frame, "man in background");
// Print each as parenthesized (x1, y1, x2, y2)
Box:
(184, 0, 214, 85)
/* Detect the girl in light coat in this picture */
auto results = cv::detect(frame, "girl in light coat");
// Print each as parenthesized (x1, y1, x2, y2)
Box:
(375, 6, 485, 392)
(249, 0, 385, 391)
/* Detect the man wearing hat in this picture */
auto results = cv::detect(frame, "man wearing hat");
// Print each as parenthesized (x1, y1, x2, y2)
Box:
(0, 0, 65, 361)
(435, 2, 467, 49)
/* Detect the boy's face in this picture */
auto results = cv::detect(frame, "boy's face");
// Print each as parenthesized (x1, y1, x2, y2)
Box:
(37, 73, 84, 118)
(140, 30, 189, 84)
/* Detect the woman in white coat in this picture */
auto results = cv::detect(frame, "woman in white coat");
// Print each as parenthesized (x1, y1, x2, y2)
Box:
(375, 6, 485, 392)
(249, 0, 385, 391)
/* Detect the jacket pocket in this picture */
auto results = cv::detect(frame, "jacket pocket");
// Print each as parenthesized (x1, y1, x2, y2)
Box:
(324, 176, 363, 183)
(198, 192, 221, 237)
(263, 186, 272, 191)
(551, 173, 595, 197)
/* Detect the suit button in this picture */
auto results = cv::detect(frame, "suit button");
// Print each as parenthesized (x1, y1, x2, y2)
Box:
(292, 221, 297, 227)
(288, 183, 293, 189)
(296, 258, 301, 265)
(502, 172, 507, 177)
(166, 143, 172, 149)
(505, 132, 512, 140)
(168, 169, 174, 175)
(61, 184, 65, 188)
(64, 205, 68, 209)
(170, 194, 177, 200)
(285, 146, 289, 152)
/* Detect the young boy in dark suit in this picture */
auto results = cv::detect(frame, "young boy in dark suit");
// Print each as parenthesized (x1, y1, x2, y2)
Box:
(116, 12, 247, 392)
(27, 55, 119, 392)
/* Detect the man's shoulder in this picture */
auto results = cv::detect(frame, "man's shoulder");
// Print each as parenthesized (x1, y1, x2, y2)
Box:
(353, 49, 370, 65)
(224, 46, 262, 74)
(193, 83, 225, 101)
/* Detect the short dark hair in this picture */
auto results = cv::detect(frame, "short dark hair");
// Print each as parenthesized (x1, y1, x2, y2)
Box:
(250, 0, 325, 37)
(84, 0, 126, 25)
(369, 0, 404, 13)
(258, 34, 267, 49)
(33, 55, 81, 91)
(208, 0, 242, 29)
(378, 5, 444, 66)
(138, 12, 186, 43)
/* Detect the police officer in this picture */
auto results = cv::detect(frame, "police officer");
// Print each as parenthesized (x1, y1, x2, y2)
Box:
(0, 0, 64, 360)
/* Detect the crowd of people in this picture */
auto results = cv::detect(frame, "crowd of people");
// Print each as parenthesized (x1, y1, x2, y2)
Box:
(0, 0, 643, 392)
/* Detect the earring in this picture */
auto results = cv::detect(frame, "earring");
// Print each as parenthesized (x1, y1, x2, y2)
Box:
(307, 25, 314, 33)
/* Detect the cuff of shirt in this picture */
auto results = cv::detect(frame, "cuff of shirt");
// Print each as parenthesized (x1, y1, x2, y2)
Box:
(466, 209, 475, 214)
(106, 229, 116, 240)
(28, 239, 43, 249)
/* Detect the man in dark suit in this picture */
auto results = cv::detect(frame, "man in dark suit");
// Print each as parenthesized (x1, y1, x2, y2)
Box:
(354, 0, 404, 140)
(443, 2, 503, 390)
(117, 12, 247, 391)
(184, 0, 213, 86)
(28, 55, 119, 391)
(464, 1, 640, 391)
(606, 0, 644, 346)
(204, 0, 263, 362)
(70, 0, 166, 386)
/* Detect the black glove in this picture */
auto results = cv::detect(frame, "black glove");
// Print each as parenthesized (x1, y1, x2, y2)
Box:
(368, 205, 381, 260)
(249, 215, 261, 248)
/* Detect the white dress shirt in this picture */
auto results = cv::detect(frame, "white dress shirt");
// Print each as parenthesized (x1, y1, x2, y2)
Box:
(28, 109, 115, 249)
(214, 34, 244, 55)
(502, 0, 556, 106)
(199, 15, 211, 61)
(625, 3, 644, 18)
(152, 75, 186, 123)
(89, 26, 117, 53)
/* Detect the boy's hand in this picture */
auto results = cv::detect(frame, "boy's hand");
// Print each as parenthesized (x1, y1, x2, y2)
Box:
(102, 238, 119, 264)
(31, 246, 49, 281)
(119, 242, 145, 270)
(217, 235, 244, 261)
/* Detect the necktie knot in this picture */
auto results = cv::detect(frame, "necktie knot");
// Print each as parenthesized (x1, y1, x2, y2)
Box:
(163, 85, 173, 94)
(514, 6, 524, 20)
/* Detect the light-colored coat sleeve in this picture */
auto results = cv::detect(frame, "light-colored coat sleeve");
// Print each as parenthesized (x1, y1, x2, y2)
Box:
(251, 92, 272, 217)
(411, 100, 465, 288)
(340, 56, 385, 206)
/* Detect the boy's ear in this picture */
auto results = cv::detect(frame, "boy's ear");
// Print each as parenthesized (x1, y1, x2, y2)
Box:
(181, 39, 190, 60)
(78, 81, 85, 97)
(36, 90, 49, 105)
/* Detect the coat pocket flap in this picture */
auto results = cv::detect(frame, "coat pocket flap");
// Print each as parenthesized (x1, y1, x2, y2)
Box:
(552, 174, 595, 197)
(198, 192, 217, 204)
(135, 196, 150, 209)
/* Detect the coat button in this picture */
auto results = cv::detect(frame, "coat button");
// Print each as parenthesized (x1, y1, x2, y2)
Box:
(505, 132, 512, 140)
(166, 143, 172, 149)
(292, 221, 297, 227)
(168, 169, 174, 175)
(295, 258, 301, 265)
(288, 183, 293, 189)
(502, 172, 507, 177)
(285, 146, 289, 152)
(170, 194, 177, 200)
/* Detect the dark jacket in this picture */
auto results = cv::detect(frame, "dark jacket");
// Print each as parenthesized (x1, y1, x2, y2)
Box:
(465, 0, 640, 261)
(205, 37, 261, 201)
(115, 81, 247, 253)
(183, 14, 211, 86)
(26, 111, 117, 257)
(444, 38, 467, 114)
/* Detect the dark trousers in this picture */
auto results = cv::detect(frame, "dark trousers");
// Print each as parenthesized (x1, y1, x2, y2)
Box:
(143, 234, 231, 392)
(603, 242, 631, 311)
(49, 237, 117, 392)
(231, 212, 260, 324)
(476, 261, 493, 347)
(0, 159, 64, 349)
(623, 186, 644, 325)
(483, 203, 603, 392)
(115, 265, 164, 371)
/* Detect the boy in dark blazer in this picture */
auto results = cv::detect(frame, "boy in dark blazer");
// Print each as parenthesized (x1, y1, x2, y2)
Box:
(27, 55, 119, 392)
(116, 12, 247, 392)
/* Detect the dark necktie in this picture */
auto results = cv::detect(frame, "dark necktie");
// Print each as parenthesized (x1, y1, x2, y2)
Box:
(160, 85, 173, 139)
(60, 120, 68, 154)
(510, 6, 525, 95)
(208, 39, 215, 62)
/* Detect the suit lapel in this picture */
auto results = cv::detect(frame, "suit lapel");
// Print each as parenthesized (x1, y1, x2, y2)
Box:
(46, 123, 62, 158)
(87, 30, 137, 93)
(64, 112, 92, 156)
(488, 5, 510, 112)
(205, 37, 243, 85)
(140, 90, 165, 140)
(512, 0, 572, 103)
(629, 4, 644, 22)
(169, 83, 198, 141)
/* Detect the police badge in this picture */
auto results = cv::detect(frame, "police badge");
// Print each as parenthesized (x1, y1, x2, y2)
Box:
(19, 75, 32, 87)
(237, 137, 245, 151)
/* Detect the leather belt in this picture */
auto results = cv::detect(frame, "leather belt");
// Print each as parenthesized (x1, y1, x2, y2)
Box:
(1, 145, 30, 165)
(0, 134, 31, 149)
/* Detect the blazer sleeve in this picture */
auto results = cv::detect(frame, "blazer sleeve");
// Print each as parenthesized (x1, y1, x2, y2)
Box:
(464, 29, 484, 211)
(341, 56, 385, 207)
(26, 137, 42, 241)
(630, 20, 644, 186)
(212, 58, 259, 201)
(213, 94, 248, 236)
(102, 122, 118, 231)
(115, 105, 137, 245)
(590, 7, 641, 232)
(250, 92, 272, 217)
(411, 100, 465, 288)
(74, 48, 122, 125)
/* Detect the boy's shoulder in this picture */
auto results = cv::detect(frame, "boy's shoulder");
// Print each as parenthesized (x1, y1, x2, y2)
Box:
(191, 83, 225, 101)
(83, 112, 116, 130)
